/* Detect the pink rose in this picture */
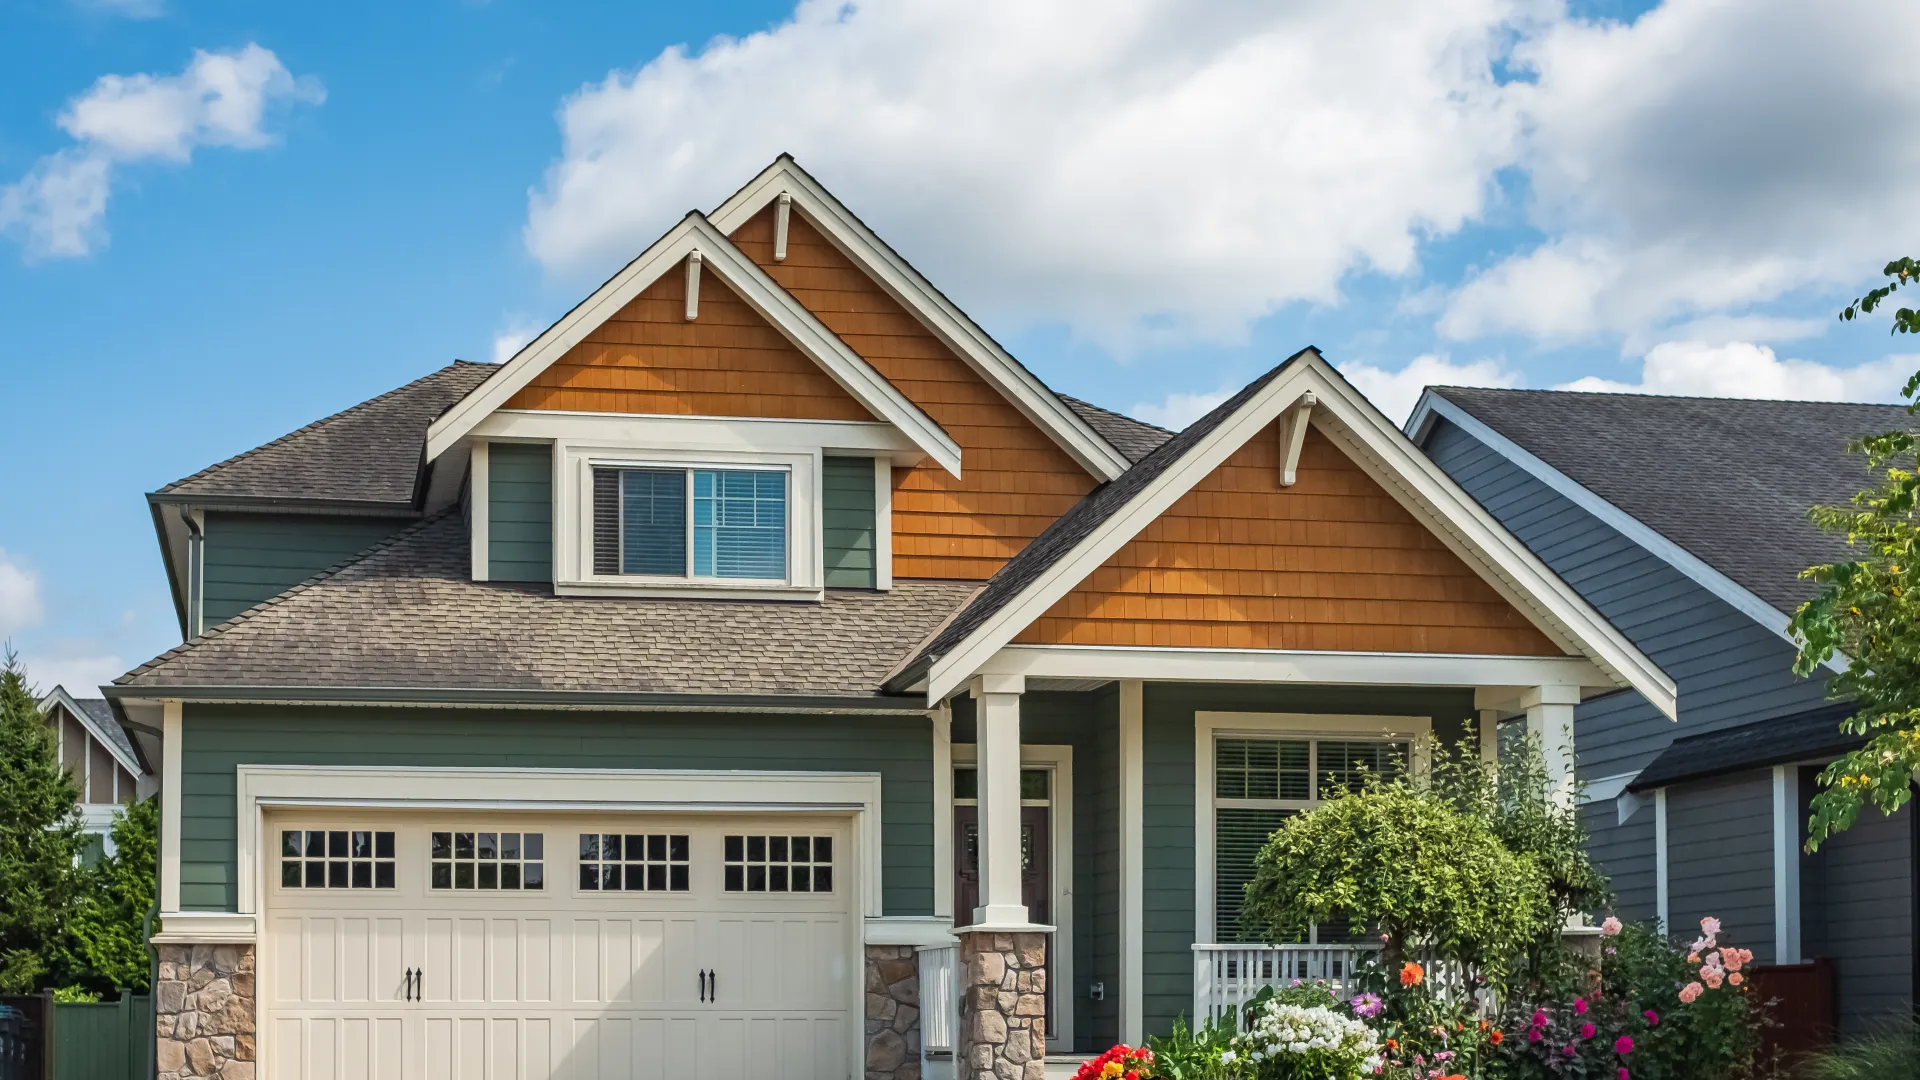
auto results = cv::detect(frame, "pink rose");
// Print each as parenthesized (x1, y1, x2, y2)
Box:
(1703, 969, 1724, 990)
(1643, 1010, 1659, 1026)
(1574, 998, 1588, 1015)
(1529, 1030, 1544, 1044)
(1679, 982, 1703, 1004)
(1615, 1036, 1635, 1055)
(1531, 1010, 1549, 1028)
(1602, 917, 1623, 936)
(1581, 1023, 1597, 1040)
(1562, 1045, 1577, 1059)
(1619, 1070, 1630, 1080)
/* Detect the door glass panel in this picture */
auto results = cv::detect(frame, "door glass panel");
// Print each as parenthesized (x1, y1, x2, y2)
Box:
(278, 829, 394, 890)
(430, 830, 544, 890)
(724, 834, 833, 893)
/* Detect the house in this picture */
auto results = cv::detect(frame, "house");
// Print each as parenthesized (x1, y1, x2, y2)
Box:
(107, 157, 1675, 1080)
(38, 684, 155, 856)
(1408, 387, 1914, 1035)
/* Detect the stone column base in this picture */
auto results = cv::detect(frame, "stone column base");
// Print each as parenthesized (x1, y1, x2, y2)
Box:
(866, 943, 924, 1080)
(957, 930, 1047, 1080)
(154, 943, 256, 1080)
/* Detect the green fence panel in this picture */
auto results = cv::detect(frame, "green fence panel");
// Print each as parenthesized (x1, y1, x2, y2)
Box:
(51, 993, 148, 1080)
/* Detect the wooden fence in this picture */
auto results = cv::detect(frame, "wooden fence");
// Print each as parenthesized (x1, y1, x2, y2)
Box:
(0, 993, 149, 1080)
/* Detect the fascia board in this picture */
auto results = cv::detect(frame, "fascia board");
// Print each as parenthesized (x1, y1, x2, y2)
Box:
(924, 363, 1319, 702)
(37, 686, 146, 777)
(980, 644, 1608, 689)
(1306, 367, 1676, 719)
(426, 214, 962, 477)
(102, 684, 930, 714)
(1405, 391, 1841, 675)
(710, 159, 1131, 482)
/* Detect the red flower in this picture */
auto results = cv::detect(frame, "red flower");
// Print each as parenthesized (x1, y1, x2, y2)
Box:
(1400, 962, 1425, 987)
(1489, 1030, 1504, 1045)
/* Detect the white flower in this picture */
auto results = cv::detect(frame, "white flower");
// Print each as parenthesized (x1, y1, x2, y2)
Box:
(1220, 1051, 1237, 1064)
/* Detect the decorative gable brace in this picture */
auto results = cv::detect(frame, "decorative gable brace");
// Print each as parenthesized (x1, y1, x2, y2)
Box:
(909, 349, 1677, 718)
(426, 212, 964, 477)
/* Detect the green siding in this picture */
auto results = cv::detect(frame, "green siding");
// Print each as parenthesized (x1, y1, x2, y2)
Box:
(488, 442, 553, 582)
(954, 689, 1121, 1053)
(1139, 684, 1477, 1035)
(179, 704, 936, 915)
(202, 512, 410, 626)
(822, 456, 877, 588)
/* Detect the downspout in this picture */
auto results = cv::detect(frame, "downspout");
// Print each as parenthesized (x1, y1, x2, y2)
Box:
(179, 508, 204, 639)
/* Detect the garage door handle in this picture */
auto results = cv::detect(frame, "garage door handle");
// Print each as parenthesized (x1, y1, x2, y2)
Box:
(698, 969, 708, 1002)
(710, 969, 717, 1002)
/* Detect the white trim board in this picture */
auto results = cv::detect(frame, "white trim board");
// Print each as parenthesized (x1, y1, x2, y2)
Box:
(980, 645, 1608, 691)
(926, 350, 1677, 719)
(425, 211, 962, 478)
(1407, 391, 1841, 674)
(707, 156, 1130, 483)
(38, 685, 146, 779)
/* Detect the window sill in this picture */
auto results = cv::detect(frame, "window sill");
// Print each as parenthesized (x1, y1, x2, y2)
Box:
(555, 580, 825, 602)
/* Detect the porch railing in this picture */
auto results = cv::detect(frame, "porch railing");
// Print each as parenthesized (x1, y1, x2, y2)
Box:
(917, 943, 960, 1067)
(1192, 944, 1383, 1023)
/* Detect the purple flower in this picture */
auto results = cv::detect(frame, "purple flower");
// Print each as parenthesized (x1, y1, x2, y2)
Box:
(1351, 993, 1384, 1019)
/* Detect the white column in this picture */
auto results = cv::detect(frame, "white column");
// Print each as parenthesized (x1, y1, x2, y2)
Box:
(1522, 685, 1579, 806)
(161, 699, 183, 912)
(1118, 679, 1145, 1045)
(1654, 788, 1670, 935)
(970, 673, 1032, 928)
(1772, 766, 1802, 964)
(932, 703, 954, 920)
(1478, 708, 1500, 767)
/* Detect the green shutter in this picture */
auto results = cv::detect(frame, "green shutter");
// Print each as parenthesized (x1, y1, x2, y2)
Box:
(488, 443, 553, 582)
(822, 456, 877, 588)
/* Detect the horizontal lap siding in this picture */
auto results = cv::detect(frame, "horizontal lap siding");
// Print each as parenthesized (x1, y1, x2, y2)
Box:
(504, 263, 873, 421)
(1667, 773, 1775, 965)
(731, 208, 1095, 580)
(179, 705, 933, 915)
(487, 442, 552, 582)
(1814, 792, 1911, 1033)
(1584, 805, 1657, 926)
(822, 456, 877, 588)
(1015, 426, 1561, 654)
(201, 512, 411, 626)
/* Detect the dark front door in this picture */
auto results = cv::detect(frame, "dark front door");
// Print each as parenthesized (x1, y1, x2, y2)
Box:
(954, 804, 1053, 1031)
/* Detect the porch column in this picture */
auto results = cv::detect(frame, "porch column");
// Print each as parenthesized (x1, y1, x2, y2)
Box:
(971, 673, 1029, 927)
(1523, 685, 1578, 807)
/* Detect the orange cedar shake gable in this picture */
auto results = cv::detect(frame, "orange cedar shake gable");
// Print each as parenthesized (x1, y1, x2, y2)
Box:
(1012, 424, 1565, 654)
(730, 206, 1096, 580)
(504, 262, 876, 421)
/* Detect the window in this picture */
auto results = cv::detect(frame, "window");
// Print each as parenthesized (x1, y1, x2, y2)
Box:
(593, 466, 788, 581)
(280, 829, 395, 890)
(431, 831, 545, 890)
(579, 833, 691, 892)
(724, 834, 832, 893)
(1212, 736, 1408, 942)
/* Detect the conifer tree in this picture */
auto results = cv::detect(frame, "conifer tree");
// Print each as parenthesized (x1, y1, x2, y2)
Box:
(59, 796, 157, 994)
(0, 649, 85, 993)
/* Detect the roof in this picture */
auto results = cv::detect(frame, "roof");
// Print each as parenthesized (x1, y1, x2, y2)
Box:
(156, 361, 496, 508)
(895, 354, 1309, 684)
(117, 513, 976, 702)
(37, 686, 144, 776)
(1627, 701, 1862, 792)
(1059, 396, 1174, 462)
(1427, 388, 1909, 613)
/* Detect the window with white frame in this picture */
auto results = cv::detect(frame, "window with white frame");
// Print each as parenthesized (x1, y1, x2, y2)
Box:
(1212, 735, 1409, 942)
(592, 465, 788, 581)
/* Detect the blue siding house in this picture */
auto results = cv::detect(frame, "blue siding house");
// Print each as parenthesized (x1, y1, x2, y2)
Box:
(1409, 387, 1915, 1033)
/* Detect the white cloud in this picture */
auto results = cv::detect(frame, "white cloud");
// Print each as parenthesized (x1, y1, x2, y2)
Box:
(23, 653, 128, 699)
(491, 316, 545, 364)
(1344, 353, 1521, 424)
(1557, 341, 1918, 402)
(1129, 388, 1234, 431)
(1443, 0, 1920, 341)
(0, 551, 45, 636)
(0, 44, 323, 259)
(524, 0, 1541, 351)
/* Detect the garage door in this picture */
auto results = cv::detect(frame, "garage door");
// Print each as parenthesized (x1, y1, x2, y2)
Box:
(262, 812, 853, 1080)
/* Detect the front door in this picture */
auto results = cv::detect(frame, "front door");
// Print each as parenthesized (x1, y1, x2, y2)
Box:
(953, 766, 1053, 1031)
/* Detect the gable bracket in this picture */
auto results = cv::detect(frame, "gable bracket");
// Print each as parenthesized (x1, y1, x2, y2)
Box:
(1277, 392, 1316, 486)
(774, 193, 792, 262)
(685, 250, 703, 321)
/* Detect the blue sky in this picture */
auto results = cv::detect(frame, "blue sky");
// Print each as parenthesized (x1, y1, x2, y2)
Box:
(1, 0, 1917, 693)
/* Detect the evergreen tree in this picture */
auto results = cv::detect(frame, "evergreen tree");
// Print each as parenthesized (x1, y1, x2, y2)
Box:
(59, 796, 157, 995)
(0, 649, 85, 992)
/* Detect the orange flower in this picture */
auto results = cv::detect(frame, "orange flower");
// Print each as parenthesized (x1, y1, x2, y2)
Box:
(1442, 1074, 1468, 1080)
(1400, 961, 1425, 987)
(1489, 1030, 1504, 1045)
(1386, 1038, 1399, 1052)
(1729, 972, 1744, 986)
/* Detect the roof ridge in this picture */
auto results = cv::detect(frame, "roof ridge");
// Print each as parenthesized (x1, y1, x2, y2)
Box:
(1434, 385, 1911, 410)
(116, 510, 461, 684)
(156, 362, 489, 495)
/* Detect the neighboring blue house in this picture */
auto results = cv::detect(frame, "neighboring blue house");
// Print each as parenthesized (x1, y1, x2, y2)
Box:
(1408, 387, 1914, 1033)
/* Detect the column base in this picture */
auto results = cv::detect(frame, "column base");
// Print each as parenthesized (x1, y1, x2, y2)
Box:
(957, 929, 1048, 1080)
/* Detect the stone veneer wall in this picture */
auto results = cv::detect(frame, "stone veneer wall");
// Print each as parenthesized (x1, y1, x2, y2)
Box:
(957, 930, 1047, 1080)
(866, 944, 923, 1080)
(155, 943, 255, 1080)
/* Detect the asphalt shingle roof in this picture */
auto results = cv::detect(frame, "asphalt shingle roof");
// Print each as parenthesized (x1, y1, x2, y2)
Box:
(1059, 396, 1174, 463)
(72, 697, 139, 766)
(157, 361, 496, 507)
(1627, 702, 1861, 792)
(1432, 388, 1912, 613)
(118, 513, 977, 699)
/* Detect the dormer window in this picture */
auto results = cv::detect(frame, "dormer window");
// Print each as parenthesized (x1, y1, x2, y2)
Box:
(592, 466, 789, 581)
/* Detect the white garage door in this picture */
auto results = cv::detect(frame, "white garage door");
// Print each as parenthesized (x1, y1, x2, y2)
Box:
(262, 812, 853, 1080)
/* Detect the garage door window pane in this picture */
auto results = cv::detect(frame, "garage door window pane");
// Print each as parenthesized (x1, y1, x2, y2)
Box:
(578, 833, 690, 892)
(725, 834, 833, 893)
(279, 829, 394, 890)
(432, 830, 544, 890)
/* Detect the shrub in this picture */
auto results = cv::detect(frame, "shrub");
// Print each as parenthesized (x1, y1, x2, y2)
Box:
(1801, 1019, 1920, 1080)
(1226, 999, 1382, 1080)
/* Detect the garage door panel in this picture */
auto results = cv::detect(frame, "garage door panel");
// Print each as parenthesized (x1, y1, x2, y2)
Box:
(491, 918, 521, 1002)
(526, 920, 553, 1003)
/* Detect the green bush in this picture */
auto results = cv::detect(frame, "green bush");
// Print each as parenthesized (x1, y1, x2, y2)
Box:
(1801, 1020, 1920, 1080)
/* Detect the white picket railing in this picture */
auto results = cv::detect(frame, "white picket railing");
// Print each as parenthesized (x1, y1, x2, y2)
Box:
(917, 942, 960, 1074)
(1192, 943, 1383, 1023)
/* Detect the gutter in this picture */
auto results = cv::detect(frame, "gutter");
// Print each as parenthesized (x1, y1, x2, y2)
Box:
(102, 684, 932, 715)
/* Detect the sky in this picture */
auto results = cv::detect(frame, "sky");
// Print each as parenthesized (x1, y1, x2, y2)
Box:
(1, 0, 1917, 695)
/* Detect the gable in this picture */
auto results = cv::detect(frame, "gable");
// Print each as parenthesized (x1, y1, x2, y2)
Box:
(504, 261, 876, 422)
(1011, 423, 1563, 654)
(730, 206, 1095, 579)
